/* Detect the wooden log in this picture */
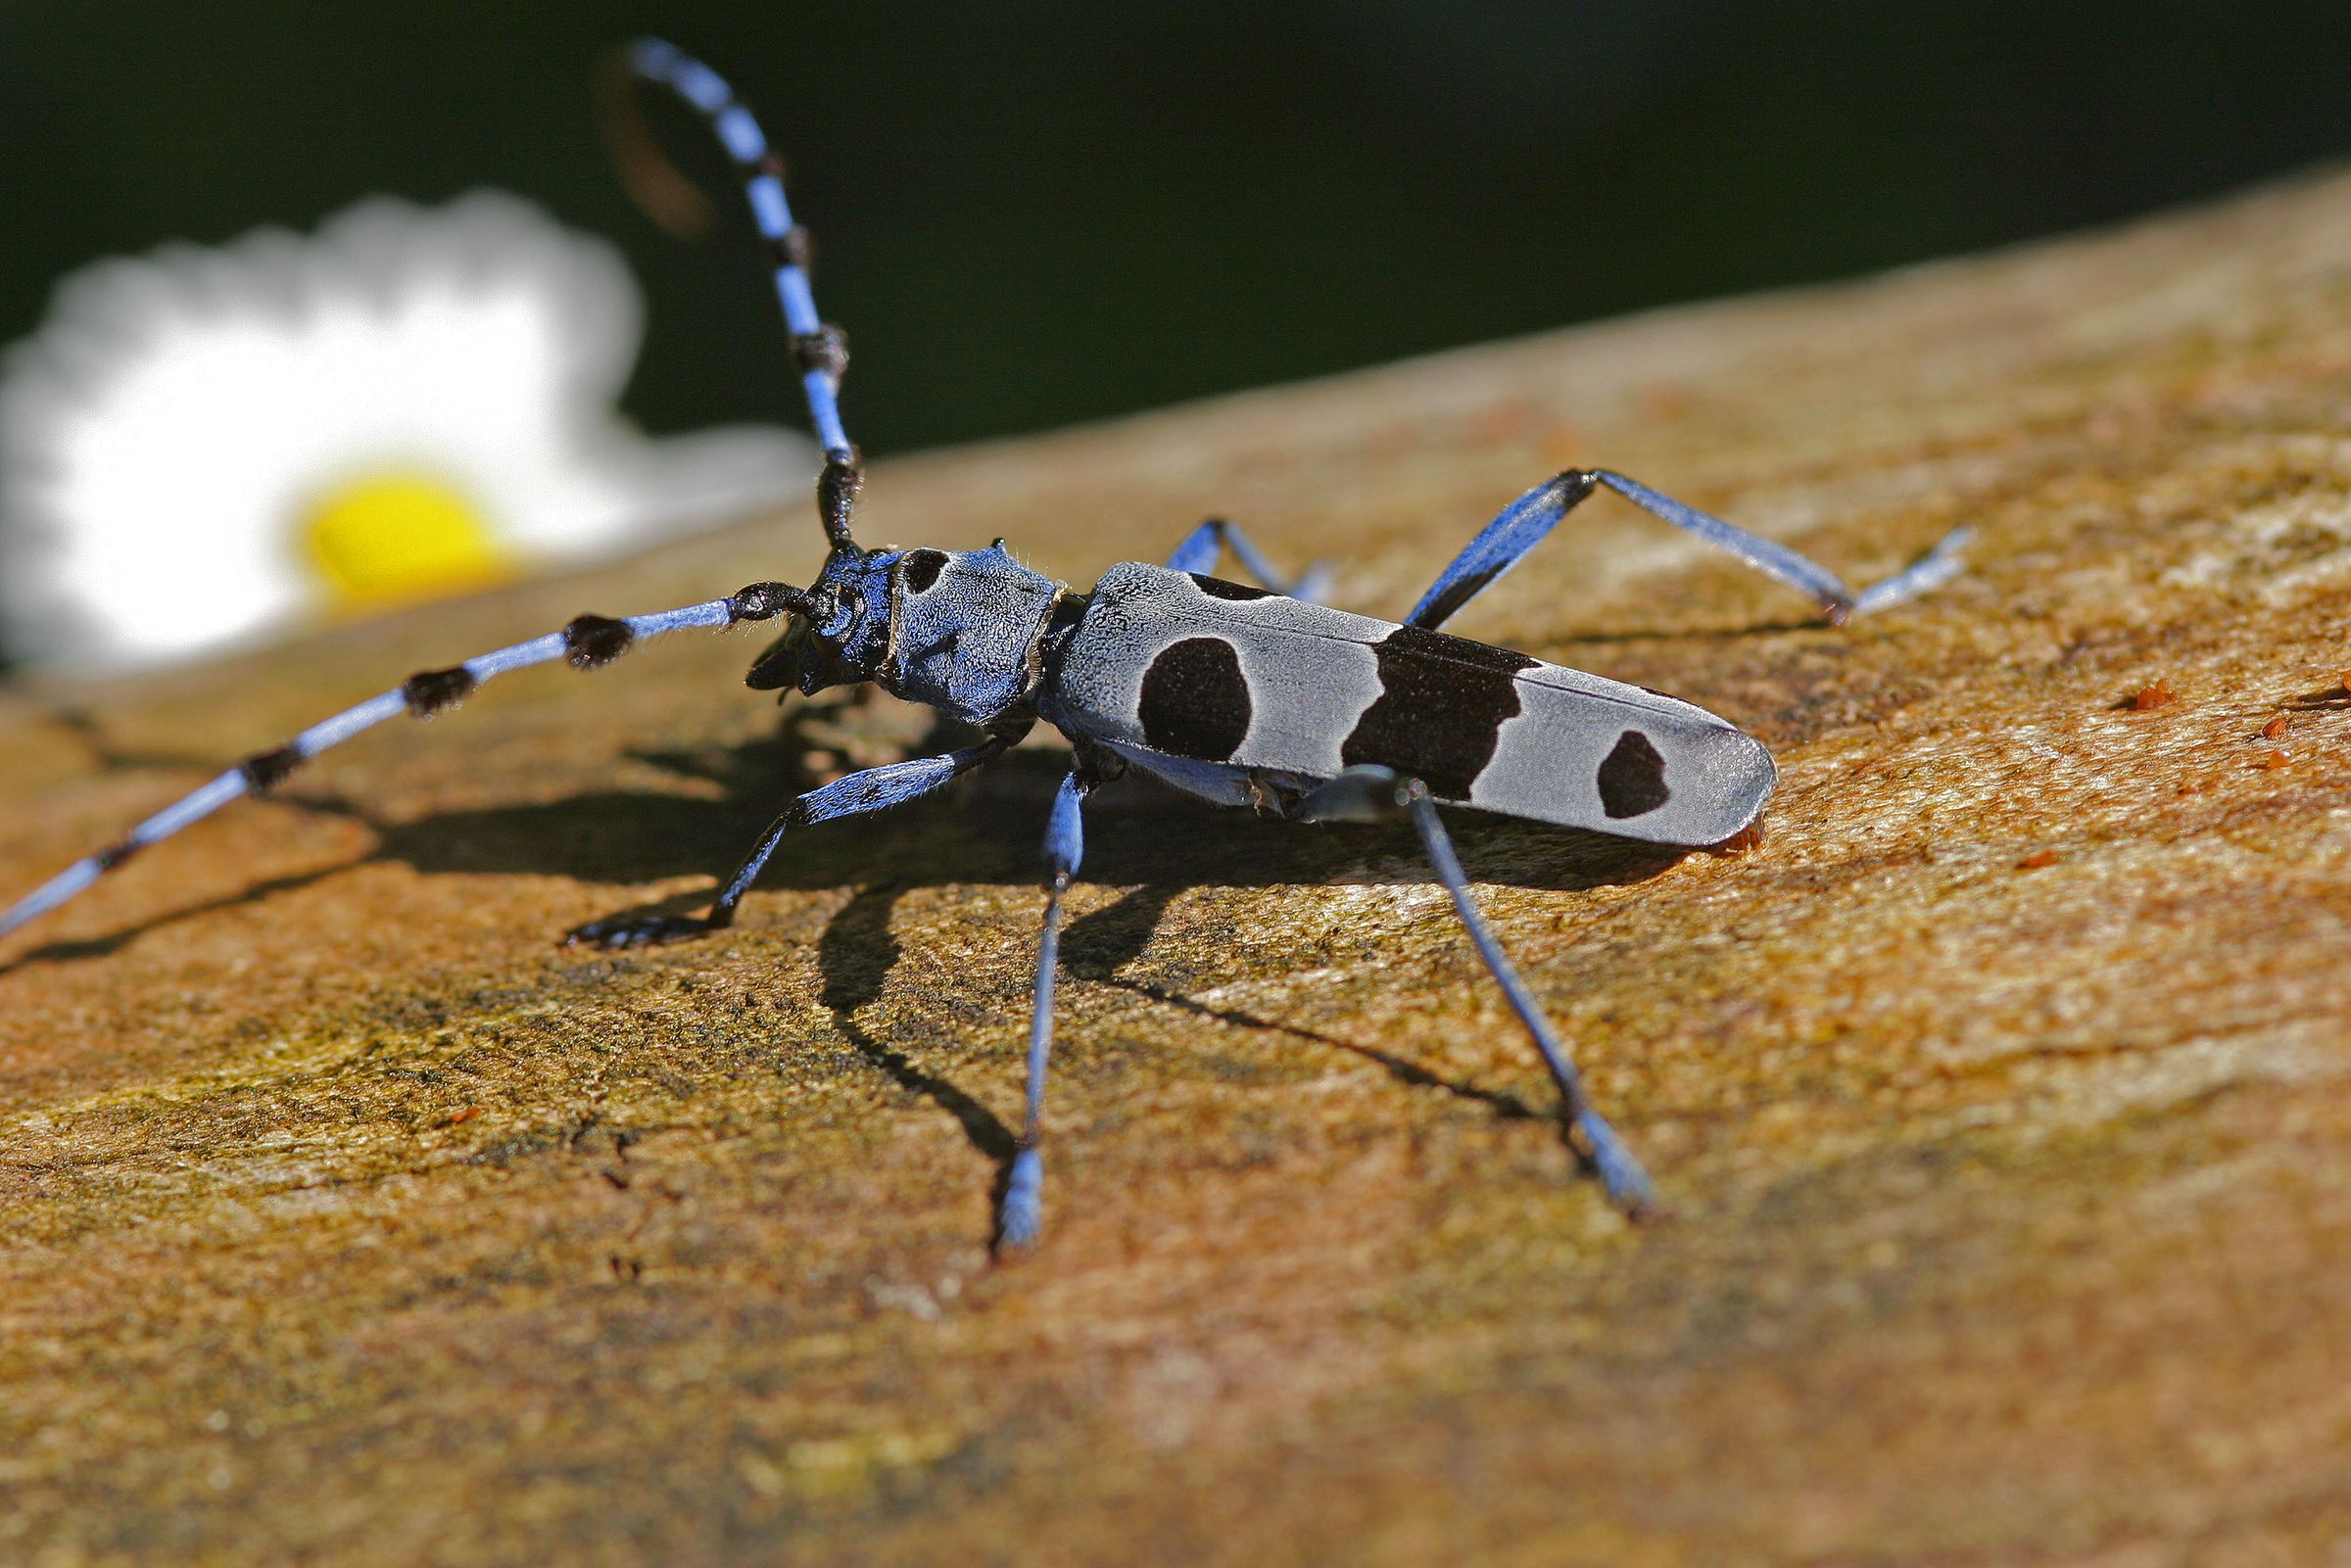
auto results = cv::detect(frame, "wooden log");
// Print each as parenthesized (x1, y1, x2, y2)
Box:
(7, 165, 2351, 1564)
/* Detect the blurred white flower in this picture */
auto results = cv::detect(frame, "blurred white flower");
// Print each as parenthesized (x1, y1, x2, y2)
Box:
(0, 191, 814, 670)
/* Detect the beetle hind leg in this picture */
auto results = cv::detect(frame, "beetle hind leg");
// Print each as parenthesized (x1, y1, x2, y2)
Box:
(1293, 765, 1658, 1213)
(1407, 467, 1968, 632)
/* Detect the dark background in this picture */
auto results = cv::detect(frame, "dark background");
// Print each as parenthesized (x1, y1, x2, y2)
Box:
(7, 2, 2351, 458)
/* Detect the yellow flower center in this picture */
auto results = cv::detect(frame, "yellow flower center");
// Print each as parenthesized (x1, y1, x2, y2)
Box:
(300, 473, 515, 613)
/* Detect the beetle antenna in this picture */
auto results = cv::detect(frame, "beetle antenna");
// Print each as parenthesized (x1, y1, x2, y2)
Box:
(615, 38, 863, 551)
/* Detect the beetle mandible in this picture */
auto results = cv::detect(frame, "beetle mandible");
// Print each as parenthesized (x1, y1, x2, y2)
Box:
(0, 39, 1968, 1250)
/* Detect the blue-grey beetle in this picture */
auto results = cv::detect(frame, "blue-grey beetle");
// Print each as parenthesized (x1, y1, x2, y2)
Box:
(1, 39, 1967, 1250)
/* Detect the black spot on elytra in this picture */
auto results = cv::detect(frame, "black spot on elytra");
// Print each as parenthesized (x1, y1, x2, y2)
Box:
(1341, 624, 1536, 800)
(901, 548, 948, 594)
(1597, 730, 1670, 819)
(402, 667, 477, 717)
(1138, 637, 1252, 762)
(239, 746, 305, 792)
(1190, 574, 1271, 601)
(563, 614, 634, 670)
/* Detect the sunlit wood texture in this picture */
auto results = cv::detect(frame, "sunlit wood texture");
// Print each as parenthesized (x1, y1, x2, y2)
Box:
(7, 166, 2351, 1566)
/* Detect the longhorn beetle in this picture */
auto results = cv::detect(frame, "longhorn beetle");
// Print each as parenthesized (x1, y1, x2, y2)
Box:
(1, 39, 1968, 1250)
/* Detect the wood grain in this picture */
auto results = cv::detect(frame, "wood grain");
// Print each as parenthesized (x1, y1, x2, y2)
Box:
(7, 166, 2351, 1567)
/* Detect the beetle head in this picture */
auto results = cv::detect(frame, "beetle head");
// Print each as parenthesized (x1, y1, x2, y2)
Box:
(744, 544, 894, 694)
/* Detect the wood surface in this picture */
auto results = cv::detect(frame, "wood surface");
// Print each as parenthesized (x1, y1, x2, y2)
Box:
(7, 166, 2351, 1566)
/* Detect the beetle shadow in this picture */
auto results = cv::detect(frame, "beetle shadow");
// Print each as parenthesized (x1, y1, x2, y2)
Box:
(817, 878, 1022, 1173)
(1548, 615, 1830, 646)
(1, 703, 1692, 1179)
(1056, 881, 1547, 1124)
(7, 698, 1689, 965)
(346, 741, 1691, 924)
(2284, 682, 2351, 714)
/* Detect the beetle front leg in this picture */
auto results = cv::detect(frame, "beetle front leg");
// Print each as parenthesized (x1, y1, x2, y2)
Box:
(564, 735, 1013, 948)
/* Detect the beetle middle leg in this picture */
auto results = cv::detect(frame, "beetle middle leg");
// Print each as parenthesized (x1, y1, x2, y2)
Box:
(1163, 517, 1332, 603)
(995, 768, 1096, 1252)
